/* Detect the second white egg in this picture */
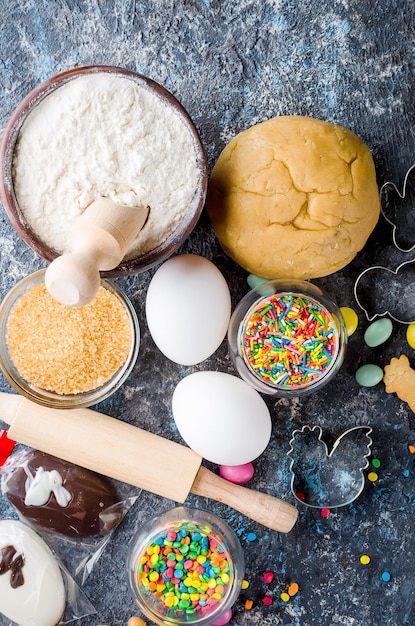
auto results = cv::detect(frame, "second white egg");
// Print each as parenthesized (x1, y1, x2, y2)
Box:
(172, 371, 272, 465)
(146, 254, 231, 365)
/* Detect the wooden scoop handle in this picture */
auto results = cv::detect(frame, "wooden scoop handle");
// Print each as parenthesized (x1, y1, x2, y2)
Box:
(45, 198, 149, 306)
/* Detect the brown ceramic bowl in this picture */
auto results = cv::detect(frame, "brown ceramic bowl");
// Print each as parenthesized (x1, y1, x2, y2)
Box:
(0, 66, 208, 276)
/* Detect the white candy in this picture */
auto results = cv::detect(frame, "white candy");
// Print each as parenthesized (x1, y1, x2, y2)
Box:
(0, 520, 65, 626)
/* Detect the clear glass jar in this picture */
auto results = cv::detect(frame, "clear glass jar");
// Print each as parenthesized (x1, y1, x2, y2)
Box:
(0, 269, 140, 408)
(228, 279, 347, 397)
(126, 506, 244, 625)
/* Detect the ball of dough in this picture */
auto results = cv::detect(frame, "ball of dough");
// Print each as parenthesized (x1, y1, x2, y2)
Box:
(207, 116, 380, 280)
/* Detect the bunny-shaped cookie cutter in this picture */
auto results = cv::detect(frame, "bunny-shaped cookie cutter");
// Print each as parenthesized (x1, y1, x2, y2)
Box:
(354, 163, 415, 323)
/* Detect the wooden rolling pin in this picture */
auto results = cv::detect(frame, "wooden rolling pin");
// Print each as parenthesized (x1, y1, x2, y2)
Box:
(0, 393, 298, 533)
(45, 198, 149, 307)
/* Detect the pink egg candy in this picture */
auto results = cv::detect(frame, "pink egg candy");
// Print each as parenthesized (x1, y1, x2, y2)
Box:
(219, 462, 254, 484)
(212, 608, 233, 625)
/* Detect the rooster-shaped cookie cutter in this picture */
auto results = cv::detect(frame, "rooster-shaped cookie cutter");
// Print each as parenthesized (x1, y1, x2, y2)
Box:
(287, 424, 373, 508)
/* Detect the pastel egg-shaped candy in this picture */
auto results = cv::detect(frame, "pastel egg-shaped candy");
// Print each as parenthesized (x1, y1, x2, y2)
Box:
(406, 323, 415, 348)
(219, 463, 255, 484)
(172, 371, 272, 465)
(340, 307, 359, 337)
(355, 363, 384, 387)
(146, 254, 231, 365)
(0, 519, 65, 626)
(364, 318, 393, 347)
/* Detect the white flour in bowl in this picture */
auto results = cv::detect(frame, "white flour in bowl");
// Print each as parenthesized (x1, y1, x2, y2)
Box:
(12, 73, 200, 260)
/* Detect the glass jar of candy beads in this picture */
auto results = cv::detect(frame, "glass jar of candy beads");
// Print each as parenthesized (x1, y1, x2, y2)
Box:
(228, 279, 347, 397)
(126, 506, 244, 625)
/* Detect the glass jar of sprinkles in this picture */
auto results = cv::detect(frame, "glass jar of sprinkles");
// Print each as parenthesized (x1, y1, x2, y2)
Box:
(228, 279, 347, 397)
(126, 506, 244, 625)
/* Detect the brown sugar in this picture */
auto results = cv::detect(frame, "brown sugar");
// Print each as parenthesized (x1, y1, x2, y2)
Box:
(6, 283, 132, 395)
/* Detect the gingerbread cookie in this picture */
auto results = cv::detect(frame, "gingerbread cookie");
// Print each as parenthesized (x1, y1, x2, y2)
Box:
(383, 354, 415, 412)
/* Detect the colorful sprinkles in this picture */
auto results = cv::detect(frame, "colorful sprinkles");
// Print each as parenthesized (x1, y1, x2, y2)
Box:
(135, 523, 233, 617)
(240, 293, 338, 389)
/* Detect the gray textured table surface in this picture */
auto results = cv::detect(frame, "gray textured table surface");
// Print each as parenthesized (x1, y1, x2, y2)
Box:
(1, 2, 415, 625)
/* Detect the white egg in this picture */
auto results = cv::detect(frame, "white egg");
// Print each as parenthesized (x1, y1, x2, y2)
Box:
(146, 254, 231, 365)
(172, 371, 272, 464)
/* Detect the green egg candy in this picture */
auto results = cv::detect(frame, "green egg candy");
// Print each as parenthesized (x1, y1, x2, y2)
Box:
(406, 323, 415, 349)
(247, 274, 269, 289)
(355, 364, 384, 387)
(364, 318, 393, 347)
(340, 307, 358, 337)
(247, 274, 275, 296)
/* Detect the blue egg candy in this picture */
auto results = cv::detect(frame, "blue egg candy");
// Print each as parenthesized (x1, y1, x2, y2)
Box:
(355, 364, 384, 387)
(364, 318, 393, 348)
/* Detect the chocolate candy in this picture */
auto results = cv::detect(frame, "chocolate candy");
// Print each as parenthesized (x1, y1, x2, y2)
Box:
(2, 449, 123, 538)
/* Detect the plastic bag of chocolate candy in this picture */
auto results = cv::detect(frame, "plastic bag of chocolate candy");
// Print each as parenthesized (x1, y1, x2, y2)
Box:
(0, 517, 97, 626)
(0, 431, 139, 585)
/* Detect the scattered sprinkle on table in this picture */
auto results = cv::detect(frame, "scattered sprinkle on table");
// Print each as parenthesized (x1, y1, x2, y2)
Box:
(288, 582, 299, 597)
(321, 507, 331, 518)
(381, 571, 391, 582)
(372, 458, 381, 468)
(6, 283, 132, 394)
(280, 592, 290, 602)
(241, 579, 250, 590)
(360, 554, 371, 565)
(246, 532, 257, 542)
(403, 469, 410, 477)
(263, 571, 274, 584)
(408, 445, 415, 454)
(262, 595, 273, 606)
(240, 293, 338, 389)
(368, 472, 379, 482)
(244, 599, 253, 610)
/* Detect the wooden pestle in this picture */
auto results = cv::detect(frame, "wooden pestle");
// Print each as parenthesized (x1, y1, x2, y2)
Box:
(45, 198, 149, 307)
(0, 393, 298, 533)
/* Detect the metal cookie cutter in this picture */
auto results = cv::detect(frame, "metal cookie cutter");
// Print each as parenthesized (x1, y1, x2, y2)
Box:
(354, 258, 415, 324)
(354, 163, 415, 323)
(380, 162, 415, 253)
(287, 424, 373, 508)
